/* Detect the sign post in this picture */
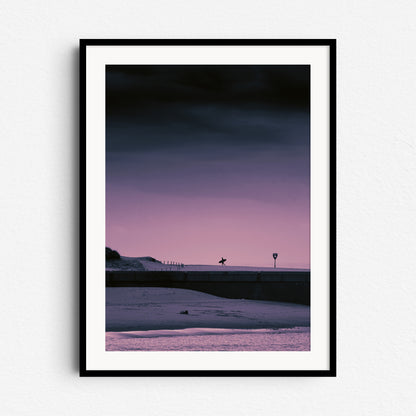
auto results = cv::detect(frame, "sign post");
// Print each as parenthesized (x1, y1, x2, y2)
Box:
(273, 252, 278, 268)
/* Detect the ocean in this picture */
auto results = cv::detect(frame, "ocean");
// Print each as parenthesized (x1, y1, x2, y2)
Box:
(106, 327, 310, 351)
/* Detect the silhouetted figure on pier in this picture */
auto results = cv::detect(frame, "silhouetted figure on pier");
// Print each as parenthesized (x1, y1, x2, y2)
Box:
(219, 257, 227, 266)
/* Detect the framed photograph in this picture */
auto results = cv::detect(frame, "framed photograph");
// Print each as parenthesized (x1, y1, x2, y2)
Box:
(80, 39, 336, 376)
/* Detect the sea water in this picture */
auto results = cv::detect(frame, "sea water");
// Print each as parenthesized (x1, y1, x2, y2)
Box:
(106, 327, 310, 351)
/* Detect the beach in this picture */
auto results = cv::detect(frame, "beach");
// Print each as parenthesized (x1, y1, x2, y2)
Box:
(106, 287, 310, 351)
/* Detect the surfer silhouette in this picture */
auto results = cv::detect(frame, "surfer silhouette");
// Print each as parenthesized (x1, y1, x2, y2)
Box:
(219, 257, 227, 266)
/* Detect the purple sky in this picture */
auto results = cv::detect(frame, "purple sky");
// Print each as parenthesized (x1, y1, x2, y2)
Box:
(106, 65, 310, 268)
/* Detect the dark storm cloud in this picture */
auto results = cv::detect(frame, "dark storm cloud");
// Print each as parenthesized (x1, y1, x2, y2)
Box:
(106, 107, 309, 153)
(105, 65, 310, 203)
(106, 65, 309, 152)
(106, 65, 309, 113)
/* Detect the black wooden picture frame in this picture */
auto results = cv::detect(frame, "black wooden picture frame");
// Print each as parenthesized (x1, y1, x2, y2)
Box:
(80, 39, 336, 377)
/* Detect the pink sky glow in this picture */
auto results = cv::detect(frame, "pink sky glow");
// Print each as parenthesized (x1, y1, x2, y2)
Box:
(106, 190, 309, 269)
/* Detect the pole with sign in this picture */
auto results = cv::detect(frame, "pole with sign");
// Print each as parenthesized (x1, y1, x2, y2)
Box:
(273, 252, 278, 268)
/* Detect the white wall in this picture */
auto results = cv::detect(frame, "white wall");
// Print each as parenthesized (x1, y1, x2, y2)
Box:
(1, 1, 415, 414)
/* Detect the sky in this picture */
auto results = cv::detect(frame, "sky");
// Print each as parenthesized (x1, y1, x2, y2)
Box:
(106, 65, 310, 268)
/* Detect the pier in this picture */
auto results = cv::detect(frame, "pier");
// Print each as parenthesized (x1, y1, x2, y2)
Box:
(106, 271, 310, 305)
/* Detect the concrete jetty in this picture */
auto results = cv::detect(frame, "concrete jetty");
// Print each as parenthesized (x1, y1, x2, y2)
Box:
(106, 271, 310, 305)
